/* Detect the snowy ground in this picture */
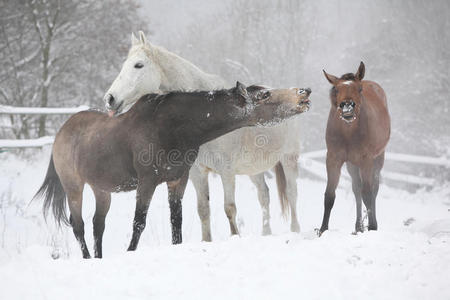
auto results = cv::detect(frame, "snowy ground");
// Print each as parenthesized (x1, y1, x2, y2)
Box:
(1, 150, 449, 299)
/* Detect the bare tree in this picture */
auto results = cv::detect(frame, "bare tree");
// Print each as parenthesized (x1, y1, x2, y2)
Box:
(0, 0, 145, 138)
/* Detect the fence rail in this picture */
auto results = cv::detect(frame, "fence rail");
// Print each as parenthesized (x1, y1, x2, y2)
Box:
(0, 136, 54, 149)
(0, 105, 89, 115)
(0, 105, 89, 149)
(300, 150, 449, 187)
(1, 105, 448, 187)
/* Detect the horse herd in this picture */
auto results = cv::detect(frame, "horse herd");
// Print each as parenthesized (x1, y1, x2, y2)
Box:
(33, 31, 390, 259)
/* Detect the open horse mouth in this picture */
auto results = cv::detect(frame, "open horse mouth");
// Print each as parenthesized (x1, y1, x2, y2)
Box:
(338, 101, 356, 123)
(107, 101, 123, 117)
(297, 98, 311, 113)
(340, 112, 356, 123)
(296, 88, 312, 113)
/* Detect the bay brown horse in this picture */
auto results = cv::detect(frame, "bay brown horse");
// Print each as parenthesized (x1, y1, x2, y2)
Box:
(319, 62, 390, 234)
(33, 82, 311, 258)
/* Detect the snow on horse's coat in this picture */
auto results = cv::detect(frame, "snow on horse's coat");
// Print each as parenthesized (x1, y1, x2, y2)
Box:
(104, 31, 309, 240)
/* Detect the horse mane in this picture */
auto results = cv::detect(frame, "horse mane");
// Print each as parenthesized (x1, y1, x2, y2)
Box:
(340, 73, 356, 81)
(128, 43, 225, 88)
(131, 85, 267, 116)
(141, 85, 266, 102)
(246, 85, 266, 92)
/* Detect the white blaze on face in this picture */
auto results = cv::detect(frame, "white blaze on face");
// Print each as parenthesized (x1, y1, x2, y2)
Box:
(104, 38, 162, 113)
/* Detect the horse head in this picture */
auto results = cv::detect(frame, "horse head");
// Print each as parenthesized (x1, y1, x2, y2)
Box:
(104, 31, 162, 115)
(323, 62, 365, 124)
(235, 82, 311, 125)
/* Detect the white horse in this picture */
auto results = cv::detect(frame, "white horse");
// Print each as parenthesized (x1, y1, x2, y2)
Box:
(105, 31, 305, 241)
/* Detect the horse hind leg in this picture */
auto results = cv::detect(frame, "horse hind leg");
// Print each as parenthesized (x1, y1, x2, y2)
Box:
(249, 173, 272, 236)
(190, 165, 212, 242)
(220, 174, 239, 236)
(370, 152, 385, 231)
(91, 187, 111, 258)
(65, 184, 91, 258)
(167, 172, 189, 245)
(346, 162, 364, 233)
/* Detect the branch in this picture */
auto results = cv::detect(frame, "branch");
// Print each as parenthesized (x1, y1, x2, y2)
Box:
(0, 87, 10, 103)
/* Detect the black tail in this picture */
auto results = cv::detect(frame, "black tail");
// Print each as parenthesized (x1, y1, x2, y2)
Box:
(32, 155, 69, 227)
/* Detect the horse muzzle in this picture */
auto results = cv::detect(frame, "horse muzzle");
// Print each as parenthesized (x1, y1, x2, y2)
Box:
(296, 88, 312, 113)
(338, 101, 356, 123)
(106, 101, 123, 117)
(104, 94, 124, 117)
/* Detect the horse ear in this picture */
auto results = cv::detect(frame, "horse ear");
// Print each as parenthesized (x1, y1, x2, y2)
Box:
(323, 70, 339, 85)
(355, 61, 365, 81)
(131, 32, 139, 46)
(138, 30, 148, 46)
(236, 81, 250, 104)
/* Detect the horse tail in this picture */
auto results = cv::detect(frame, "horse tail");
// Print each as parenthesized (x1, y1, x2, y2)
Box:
(32, 155, 69, 227)
(274, 161, 289, 219)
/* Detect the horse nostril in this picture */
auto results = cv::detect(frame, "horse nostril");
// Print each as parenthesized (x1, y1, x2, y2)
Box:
(106, 94, 115, 106)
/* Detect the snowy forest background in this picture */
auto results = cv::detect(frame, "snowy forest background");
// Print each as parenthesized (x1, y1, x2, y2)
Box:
(1, 0, 449, 157)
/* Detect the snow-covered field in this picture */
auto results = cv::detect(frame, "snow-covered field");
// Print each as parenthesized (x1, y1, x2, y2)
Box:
(1, 150, 449, 299)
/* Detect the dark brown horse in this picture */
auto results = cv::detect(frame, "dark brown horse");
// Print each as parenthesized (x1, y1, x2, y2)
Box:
(319, 62, 390, 235)
(33, 82, 311, 258)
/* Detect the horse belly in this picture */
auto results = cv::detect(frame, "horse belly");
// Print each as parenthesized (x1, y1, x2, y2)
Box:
(197, 120, 300, 175)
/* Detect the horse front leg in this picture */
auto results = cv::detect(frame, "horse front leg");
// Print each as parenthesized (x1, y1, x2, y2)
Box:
(346, 162, 364, 233)
(190, 165, 212, 242)
(368, 152, 385, 231)
(249, 173, 272, 236)
(319, 155, 344, 235)
(220, 173, 239, 236)
(360, 160, 377, 231)
(127, 178, 156, 251)
(167, 172, 189, 245)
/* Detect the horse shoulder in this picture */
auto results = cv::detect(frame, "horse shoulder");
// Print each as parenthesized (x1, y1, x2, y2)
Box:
(362, 81, 387, 105)
(360, 81, 390, 154)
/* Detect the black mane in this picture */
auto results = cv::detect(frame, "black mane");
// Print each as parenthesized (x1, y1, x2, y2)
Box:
(138, 84, 267, 105)
(340, 73, 356, 80)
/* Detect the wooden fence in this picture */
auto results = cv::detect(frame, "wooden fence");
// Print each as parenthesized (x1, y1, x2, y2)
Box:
(0, 105, 89, 148)
(1, 105, 449, 186)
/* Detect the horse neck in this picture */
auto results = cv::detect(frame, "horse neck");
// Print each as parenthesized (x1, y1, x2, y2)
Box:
(153, 92, 247, 146)
(153, 46, 220, 91)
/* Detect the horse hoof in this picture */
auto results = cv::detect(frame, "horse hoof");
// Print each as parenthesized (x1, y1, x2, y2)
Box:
(291, 223, 300, 233)
(262, 227, 272, 236)
(314, 228, 324, 237)
(355, 225, 364, 234)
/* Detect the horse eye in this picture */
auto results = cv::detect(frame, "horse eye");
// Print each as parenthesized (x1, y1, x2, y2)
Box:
(134, 62, 144, 69)
(260, 91, 270, 100)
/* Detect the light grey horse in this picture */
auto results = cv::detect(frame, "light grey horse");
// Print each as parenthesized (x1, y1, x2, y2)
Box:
(104, 31, 305, 241)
